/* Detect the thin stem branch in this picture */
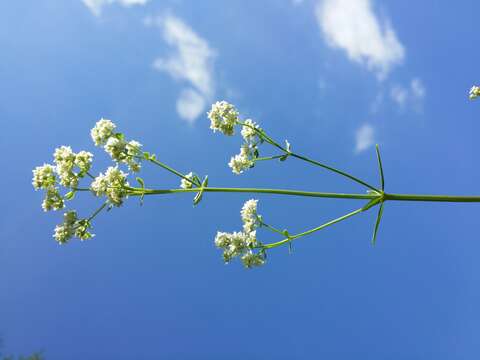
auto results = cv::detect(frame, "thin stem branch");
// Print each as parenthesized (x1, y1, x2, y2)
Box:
(128, 187, 378, 200)
(137, 156, 200, 187)
(262, 206, 366, 249)
(238, 121, 379, 191)
(384, 193, 480, 202)
(87, 202, 108, 222)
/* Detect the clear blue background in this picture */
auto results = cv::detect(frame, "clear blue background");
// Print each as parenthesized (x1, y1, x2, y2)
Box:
(1, 0, 480, 358)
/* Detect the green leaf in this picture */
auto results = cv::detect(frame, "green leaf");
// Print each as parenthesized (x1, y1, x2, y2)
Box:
(136, 177, 145, 188)
(64, 190, 76, 200)
(371, 201, 385, 246)
(279, 154, 289, 161)
(193, 176, 208, 206)
(375, 144, 385, 191)
(115, 133, 125, 141)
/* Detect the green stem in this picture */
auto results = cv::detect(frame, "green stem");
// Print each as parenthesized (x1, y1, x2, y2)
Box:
(238, 121, 379, 191)
(290, 153, 379, 192)
(262, 206, 366, 249)
(128, 187, 377, 200)
(87, 202, 108, 222)
(384, 193, 480, 202)
(139, 156, 200, 187)
(254, 155, 285, 162)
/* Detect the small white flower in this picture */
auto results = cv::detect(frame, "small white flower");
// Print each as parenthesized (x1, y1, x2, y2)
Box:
(241, 199, 260, 233)
(104, 137, 125, 159)
(104, 137, 142, 172)
(241, 119, 260, 142)
(180, 172, 195, 189)
(207, 101, 239, 136)
(470, 85, 480, 100)
(228, 151, 253, 175)
(54, 146, 78, 188)
(75, 151, 93, 174)
(214, 232, 231, 249)
(42, 187, 65, 212)
(241, 251, 265, 268)
(91, 118, 116, 146)
(53, 211, 77, 244)
(91, 166, 129, 206)
(32, 164, 56, 190)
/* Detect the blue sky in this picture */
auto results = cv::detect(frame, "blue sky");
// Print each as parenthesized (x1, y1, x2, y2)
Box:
(1, 0, 480, 358)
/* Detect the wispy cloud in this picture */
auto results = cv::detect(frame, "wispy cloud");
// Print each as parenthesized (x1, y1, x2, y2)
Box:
(315, 0, 404, 79)
(390, 77, 426, 110)
(146, 14, 215, 123)
(355, 123, 375, 153)
(83, 0, 149, 17)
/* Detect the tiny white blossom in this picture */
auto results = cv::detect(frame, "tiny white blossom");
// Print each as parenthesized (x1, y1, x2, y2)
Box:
(54, 146, 78, 188)
(91, 166, 129, 206)
(75, 151, 93, 174)
(228, 151, 253, 175)
(241, 251, 265, 268)
(53, 211, 94, 244)
(470, 85, 480, 100)
(32, 164, 56, 190)
(180, 172, 195, 189)
(214, 229, 261, 265)
(241, 119, 260, 142)
(104, 137, 142, 172)
(241, 199, 260, 233)
(42, 187, 65, 212)
(91, 118, 116, 146)
(214, 231, 231, 249)
(207, 101, 239, 136)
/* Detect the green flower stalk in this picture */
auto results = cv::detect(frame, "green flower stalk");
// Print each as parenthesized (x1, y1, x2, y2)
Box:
(32, 88, 480, 268)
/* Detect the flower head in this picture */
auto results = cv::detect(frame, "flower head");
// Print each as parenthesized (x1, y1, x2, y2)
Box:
(207, 101, 239, 136)
(75, 151, 93, 174)
(103, 134, 142, 172)
(241, 251, 265, 268)
(228, 145, 254, 175)
(32, 164, 56, 190)
(90, 166, 129, 206)
(91, 119, 116, 146)
(180, 172, 195, 189)
(241, 119, 260, 143)
(52, 210, 94, 244)
(42, 187, 64, 212)
(53, 146, 93, 188)
(241, 199, 260, 233)
(53, 211, 78, 244)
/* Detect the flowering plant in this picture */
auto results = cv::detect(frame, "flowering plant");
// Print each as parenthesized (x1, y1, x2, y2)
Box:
(33, 88, 480, 268)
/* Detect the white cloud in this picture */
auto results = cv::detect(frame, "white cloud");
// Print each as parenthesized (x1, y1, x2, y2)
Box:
(355, 123, 375, 153)
(83, 0, 149, 17)
(147, 14, 215, 122)
(176, 88, 206, 123)
(315, 0, 405, 79)
(390, 77, 426, 110)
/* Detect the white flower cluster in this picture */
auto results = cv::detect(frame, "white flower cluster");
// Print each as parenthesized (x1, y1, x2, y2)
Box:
(214, 199, 265, 268)
(228, 119, 261, 174)
(91, 166, 129, 206)
(53, 211, 93, 244)
(470, 86, 480, 100)
(90, 118, 116, 146)
(91, 119, 142, 172)
(54, 146, 93, 188)
(180, 172, 196, 189)
(228, 144, 254, 175)
(207, 101, 264, 175)
(241, 199, 260, 233)
(207, 101, 239, 136)
(32, 146, 93, 211)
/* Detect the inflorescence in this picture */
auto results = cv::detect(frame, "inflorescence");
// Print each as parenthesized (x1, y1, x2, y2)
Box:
(33, 88, 480, 268)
